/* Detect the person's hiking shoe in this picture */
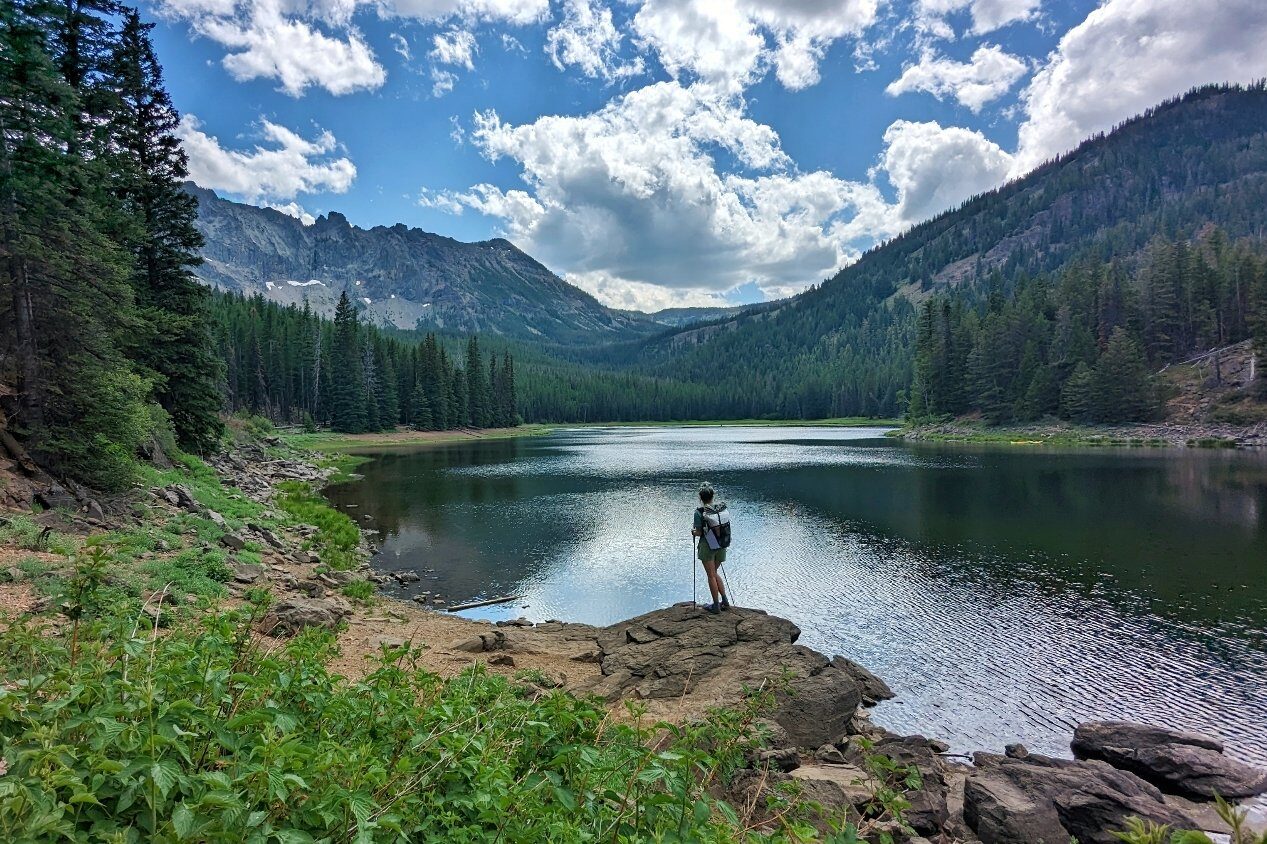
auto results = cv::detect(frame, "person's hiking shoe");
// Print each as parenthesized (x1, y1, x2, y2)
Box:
(720, 596, 730, 611)
(705, 602, 721, 614)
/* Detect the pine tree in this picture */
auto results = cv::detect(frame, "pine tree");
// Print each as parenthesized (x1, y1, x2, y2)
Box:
(465, 336, 490, 427)
(450, 366, 469, 429)
(109, 9, 222, 452)
(501, 352, 517, 426)
(1060, 362, 1095, 422)
(410, 379, 434, 430)
(0, 0, 150, 488)
(329, 292, 367, 433)
(1091, 327, 1156, 422)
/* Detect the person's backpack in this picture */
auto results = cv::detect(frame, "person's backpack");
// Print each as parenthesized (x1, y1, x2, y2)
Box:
(698, 503, 732, 549)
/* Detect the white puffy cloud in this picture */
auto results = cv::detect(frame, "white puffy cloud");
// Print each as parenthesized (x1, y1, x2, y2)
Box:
(915, 0, 1040, 38)
(421, 81, 901, 304)
(879, 120, 1014, 224)
(190, 0, 384, 95)
(887, 44, 1027, 112)
(177, 114, 357, 203)
(631, 0, 880, 92)
(566, 271, 728, 311)
(429, 27, 477, 68)
(546, 0, 645, 82)
(1013, 0, 1267, 174)
(153, 0, 546, 96)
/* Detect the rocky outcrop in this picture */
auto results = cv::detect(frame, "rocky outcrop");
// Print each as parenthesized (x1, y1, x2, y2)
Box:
(1072, 721, 1267, 799)
(578, 604, 865, 750)
(963, 751, 1202, 844)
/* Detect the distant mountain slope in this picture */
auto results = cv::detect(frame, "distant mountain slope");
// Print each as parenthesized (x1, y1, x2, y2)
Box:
(189, 185, 652, 345)
(617, 84, 1267, 418)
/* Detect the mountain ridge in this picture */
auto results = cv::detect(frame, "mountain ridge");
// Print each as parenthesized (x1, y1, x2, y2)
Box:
(188, 183, 660, 345)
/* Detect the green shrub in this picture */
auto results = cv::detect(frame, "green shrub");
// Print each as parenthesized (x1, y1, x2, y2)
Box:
(341, 579, 375, 602)
(0, 607, 807, 843)
(139, 546, 231, 601)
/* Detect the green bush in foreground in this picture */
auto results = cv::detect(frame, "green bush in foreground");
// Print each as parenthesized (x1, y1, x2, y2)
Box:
(0, 599, 836, 843)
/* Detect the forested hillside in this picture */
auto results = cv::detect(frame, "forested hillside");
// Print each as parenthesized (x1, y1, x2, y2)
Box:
(909, 230, 1267, 423)
(603, 83, 1267, 420)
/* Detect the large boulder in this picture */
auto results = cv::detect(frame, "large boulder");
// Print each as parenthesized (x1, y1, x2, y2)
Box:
(260, 597, 352, 636)
(579, 604, 864, 750)
(963, 752, 1200, 844)
(1071, 721, 1267, 800)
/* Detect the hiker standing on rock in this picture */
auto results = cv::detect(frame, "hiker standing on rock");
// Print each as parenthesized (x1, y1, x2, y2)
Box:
(692, 482, 732, 614)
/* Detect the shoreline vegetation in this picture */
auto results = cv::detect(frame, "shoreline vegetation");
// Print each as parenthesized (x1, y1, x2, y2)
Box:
(2, 422, 1266, 841)
(897, 417, 1265, 449)
(282, 418, 901, 453)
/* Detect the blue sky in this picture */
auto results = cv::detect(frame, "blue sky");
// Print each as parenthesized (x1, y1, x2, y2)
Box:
(144, 0, 1267, 310)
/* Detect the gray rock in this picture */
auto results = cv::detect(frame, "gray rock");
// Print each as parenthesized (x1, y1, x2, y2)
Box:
(292, 550, 319, 565)
(815, 744, 847, 764)
(392, 570, 421, 583)
(220, 532, 247, 550)
(845, 735, 950, 835)
(489, 654, 515, 667)
(205, 510, 226, 528)
(231, 563, 264, 584)
(757, 747, 801, 773)
(1005, 743, 1029, 760)
(964, 752, 1201, 844)
(1072, 720, 1267, 800)
(830, 655, 895, 705)
(36, 484, 77, 511)
(260, 597, 351, 636)
(85, 500, 106, 523)
(579, 604, 864, 751)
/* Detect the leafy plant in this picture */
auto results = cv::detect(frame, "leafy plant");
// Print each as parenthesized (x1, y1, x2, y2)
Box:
(1115, 796, 1267, 844)
(341, 579, 375, 603)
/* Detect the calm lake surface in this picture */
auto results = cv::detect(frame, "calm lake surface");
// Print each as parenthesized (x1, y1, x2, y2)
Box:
(325, 426, 1267, 765)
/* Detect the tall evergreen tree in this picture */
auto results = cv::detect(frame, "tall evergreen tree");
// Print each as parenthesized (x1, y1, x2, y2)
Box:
(466, 336, 490, 427)
(329, 292, 367, 433)
(109, 9, 222, 451)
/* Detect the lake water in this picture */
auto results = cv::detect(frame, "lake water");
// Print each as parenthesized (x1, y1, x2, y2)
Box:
(325, 426, 1267, 765)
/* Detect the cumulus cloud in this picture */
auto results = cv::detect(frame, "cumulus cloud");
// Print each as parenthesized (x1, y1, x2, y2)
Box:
(879, 120, 1014, 224)
(887, 44, 1027, 112)
(421, 82, 902, 304)
(566, 271, 729, 311)
(177, 114, 357, 204)
(915, 0, 1041, 38)
(631, 0, 880, 92)
(1013, 0, 1267, 174)
(546, 0, 644, 82)
(153, 0, 546, 96)
(191, 0, 384, 95)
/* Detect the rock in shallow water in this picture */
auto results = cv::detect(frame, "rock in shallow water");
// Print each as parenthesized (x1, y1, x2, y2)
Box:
(1071, 720, 1267, 800)
(964, 751, 1202, 844)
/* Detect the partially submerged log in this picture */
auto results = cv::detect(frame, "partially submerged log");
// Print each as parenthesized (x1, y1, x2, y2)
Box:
(447, 594, 524, 612)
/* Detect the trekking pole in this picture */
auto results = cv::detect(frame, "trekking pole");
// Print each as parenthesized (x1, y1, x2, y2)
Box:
(719, 563, 736, 607)
(690, 534, 697, 606)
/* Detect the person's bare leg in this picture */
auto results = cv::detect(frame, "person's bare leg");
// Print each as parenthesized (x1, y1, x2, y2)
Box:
(703, 560, 720, 604)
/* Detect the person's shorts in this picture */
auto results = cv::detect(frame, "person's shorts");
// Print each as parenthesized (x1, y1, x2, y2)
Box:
(698, 543, 727, 564)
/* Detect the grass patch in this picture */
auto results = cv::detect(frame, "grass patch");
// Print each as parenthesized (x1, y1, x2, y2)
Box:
(275, 481, 361, 571)
(340, 579, 375, 603)
(138, 546, 231, 601)
(0, 514, 78, 555)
